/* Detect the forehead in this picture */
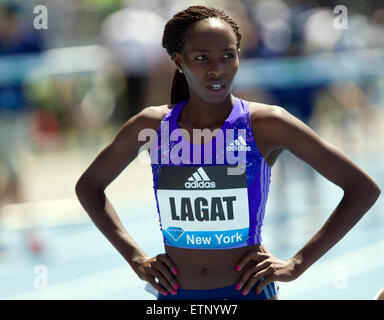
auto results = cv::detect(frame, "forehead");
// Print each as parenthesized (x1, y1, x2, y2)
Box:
(184, 18, 237, 51)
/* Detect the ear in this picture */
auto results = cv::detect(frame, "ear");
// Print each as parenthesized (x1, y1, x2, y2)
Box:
(236, 48, 241, 57)
(172, 51, 184, 71)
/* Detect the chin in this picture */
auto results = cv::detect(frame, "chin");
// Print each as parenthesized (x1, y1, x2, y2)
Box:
(203, 91, 231, 104)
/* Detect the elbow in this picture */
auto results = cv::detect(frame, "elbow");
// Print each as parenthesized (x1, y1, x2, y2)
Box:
(358, 180, 381, 205)
(75, 176, 96, 212)
(343, 177, 381, 205)
(75, 173, 93, 198)
(75, 173, 105, 200)
(75, 175, 87, 200)
(372, 183, 381, 200)
(370, 184, 381, 211)
(366, 177, 381, 200)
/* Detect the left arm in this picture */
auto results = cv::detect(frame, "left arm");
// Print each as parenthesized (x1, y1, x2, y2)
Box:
(236, 106, 381, 295)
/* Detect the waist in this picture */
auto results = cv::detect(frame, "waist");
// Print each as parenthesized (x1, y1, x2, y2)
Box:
(165, 244, 262, 290)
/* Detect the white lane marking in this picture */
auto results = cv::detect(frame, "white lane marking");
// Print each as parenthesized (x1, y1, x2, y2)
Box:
(6, 264, 152, 300)
(5, 239, 384, 299)
(277, 240, 384, 299)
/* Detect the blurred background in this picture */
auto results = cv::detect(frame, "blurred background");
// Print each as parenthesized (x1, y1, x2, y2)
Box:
(0, 0, 383, 300)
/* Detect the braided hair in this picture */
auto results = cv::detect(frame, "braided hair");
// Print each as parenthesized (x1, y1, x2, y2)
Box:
(162, 5, 242, 104)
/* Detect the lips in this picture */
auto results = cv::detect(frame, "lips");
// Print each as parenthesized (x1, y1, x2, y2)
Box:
(206, 81, 226, 91)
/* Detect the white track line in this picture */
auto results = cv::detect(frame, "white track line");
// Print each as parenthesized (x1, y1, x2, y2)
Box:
(278, 240, 384, 299)
(6, 264, 149, 300)
(6, 240, 384, 300)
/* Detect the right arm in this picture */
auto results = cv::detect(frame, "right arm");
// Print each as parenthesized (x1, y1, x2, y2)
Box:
(75, 106, 179, 296)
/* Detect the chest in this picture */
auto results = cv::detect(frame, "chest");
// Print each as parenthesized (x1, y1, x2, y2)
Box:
(176, 119, 225, 145)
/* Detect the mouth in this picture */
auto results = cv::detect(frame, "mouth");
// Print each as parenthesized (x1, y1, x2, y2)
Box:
(206, 81, 226, 94)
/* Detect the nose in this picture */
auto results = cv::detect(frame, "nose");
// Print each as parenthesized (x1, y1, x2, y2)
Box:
(207, 59, 224, 78)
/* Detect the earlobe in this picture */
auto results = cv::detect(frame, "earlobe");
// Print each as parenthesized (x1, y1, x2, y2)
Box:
(172, 52, 183, 73)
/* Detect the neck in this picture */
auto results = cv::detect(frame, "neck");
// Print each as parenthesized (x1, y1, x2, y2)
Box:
(181, 92, 236, 128)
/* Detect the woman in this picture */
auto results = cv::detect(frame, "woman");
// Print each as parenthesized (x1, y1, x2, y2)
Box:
(75, 6, 381, 300)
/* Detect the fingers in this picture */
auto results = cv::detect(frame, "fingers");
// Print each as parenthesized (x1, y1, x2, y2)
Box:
(158, 254, 179, 276)
(147, 276, 169, 296)
(151, 270, 177, 295)
(254, 276, 272, 295)
(155, 260, 179, 291)
(260, 244, 270, 254)
(235, 259, 271, 292)
(148, 255, 179, 296)
(235, 250, 268, 272)
(241, 270, 272, 295)
(235, 247, 284, 296)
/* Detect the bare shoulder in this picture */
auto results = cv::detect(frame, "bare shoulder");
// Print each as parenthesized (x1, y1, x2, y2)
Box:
(248, 102, 288, 152)
(116, 104, 170, 135)
(76, 104, 172, 189)
(139, 104, 171, 119)
(111, 104, 171, 149)
(133, 104, 171, 130)
(248, 101, 313, 150)
(248, 101, 285, 124)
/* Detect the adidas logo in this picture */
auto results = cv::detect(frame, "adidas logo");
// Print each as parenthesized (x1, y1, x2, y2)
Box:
(184, 167, 216, 189)
(226, 136, 251, 152)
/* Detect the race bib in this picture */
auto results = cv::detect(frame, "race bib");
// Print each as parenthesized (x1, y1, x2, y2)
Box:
(156, 165, 249, 248)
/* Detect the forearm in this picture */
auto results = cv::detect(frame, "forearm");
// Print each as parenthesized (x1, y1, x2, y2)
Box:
(291, 184, 381, 277)
(75, 183, 148, 271)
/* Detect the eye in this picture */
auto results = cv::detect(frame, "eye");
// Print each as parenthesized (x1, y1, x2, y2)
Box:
(223, 53, 235, 59)
(195, 55, 208, 61)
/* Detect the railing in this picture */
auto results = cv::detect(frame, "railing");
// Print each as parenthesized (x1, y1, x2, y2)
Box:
(0, 45, 383, 87)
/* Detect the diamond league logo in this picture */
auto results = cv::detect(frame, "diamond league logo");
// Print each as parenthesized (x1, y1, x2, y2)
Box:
(166, 227, 185, 241)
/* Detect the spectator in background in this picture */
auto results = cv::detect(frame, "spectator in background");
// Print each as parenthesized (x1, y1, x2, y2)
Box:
(0, 3, 43, 204)
(0, 3, 44, 255)
(242, 0, 330, 129)
(101, 6, 166, 124)
(239, 0, 339, 247)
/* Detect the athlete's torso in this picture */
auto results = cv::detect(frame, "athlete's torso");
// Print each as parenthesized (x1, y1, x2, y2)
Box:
(148, 96, 275, 289)
(151, 96, 271, 250)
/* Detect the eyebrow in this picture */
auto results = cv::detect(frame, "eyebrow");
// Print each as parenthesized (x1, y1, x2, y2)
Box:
(191, 48, 236, 53)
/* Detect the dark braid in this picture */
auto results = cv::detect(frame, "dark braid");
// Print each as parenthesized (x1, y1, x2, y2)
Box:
(162, 5, 242, 104)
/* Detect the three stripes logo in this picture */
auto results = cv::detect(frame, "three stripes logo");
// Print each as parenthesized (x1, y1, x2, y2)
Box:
(226, 136, 251, 152)
(184, 167, 216, 189)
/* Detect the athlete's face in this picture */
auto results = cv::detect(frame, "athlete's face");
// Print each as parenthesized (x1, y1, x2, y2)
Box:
(173, 18, 239, 104)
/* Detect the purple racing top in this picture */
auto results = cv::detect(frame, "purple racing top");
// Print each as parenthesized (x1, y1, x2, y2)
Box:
(150, 97, 271, 249)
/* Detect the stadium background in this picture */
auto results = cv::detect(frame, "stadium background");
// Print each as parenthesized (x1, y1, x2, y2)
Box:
(0, 0, 383, 299)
